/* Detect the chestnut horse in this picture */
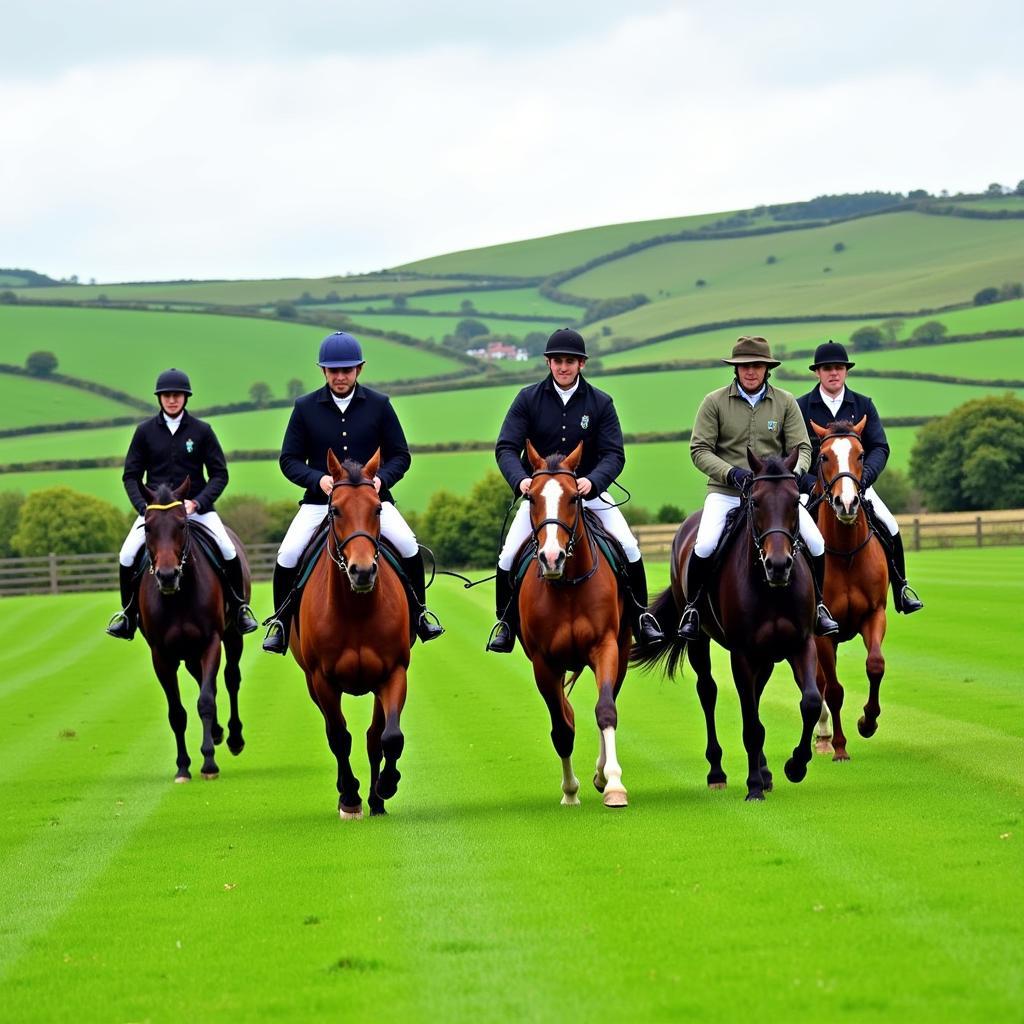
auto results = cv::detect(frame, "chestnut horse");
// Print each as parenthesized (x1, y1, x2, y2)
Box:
(808, 417, 889, 761)
(633, 451, 821, 801)
(290, 449, 410, 819)
(517, 441, 631, 808)
(138, 481, 249, 782)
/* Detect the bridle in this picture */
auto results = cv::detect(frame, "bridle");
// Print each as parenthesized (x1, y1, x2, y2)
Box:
(527, 467, 599, 586)
(744, 473, 802, 583)
(326, 478, 381, 574)
(144, 500, 192, 578)
(811, 431, 877, 559)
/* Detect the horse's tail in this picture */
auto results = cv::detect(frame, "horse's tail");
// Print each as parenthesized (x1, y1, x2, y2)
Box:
(629, 585, 687, 679)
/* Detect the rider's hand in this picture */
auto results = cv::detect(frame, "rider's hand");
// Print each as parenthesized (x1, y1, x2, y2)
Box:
(373, 476, 382, 493)
(577, 477, 593, 497)
(728, 467, 754, 491)
(519, 478, 531, 495)
(319, 474, 333, 495)
(799, 472, 817, 494)
(184, 499, 198, 515)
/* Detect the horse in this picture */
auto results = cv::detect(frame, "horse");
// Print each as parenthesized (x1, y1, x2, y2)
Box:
(290, 448, 411, 819)
(137, 480, 249, 782)
(808, 417, 890, 761)
(515, 440, 632, 808)
(632, 450, 822, 801)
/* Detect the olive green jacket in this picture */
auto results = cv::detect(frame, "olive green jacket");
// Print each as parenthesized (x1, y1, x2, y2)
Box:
(690, 379, 812, 495)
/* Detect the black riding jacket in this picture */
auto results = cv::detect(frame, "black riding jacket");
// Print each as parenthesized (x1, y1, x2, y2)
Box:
(796, 385, 890, 490)
(122, 411, 228, 515)
(495, 374, 625, 494)
(279, 383, 411, 505)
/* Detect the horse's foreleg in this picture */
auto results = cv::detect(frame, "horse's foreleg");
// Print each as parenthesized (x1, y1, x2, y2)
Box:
(730, 651, 766, 801)
(152, 651, 190, 782)
(367, 696, 386, 816)
(196, 636, 223, 779)
(592, 643, 627, 808)
(784, 640, 823, 784)
(533, 661, 579, 805)
(374, 666, 407, 808)
(815, 637, 847, 759)
(222, 628, 245, 756)
(859, 609, 887, 739)
(688, 633, 726, 788)
(312, 674, 362, 818)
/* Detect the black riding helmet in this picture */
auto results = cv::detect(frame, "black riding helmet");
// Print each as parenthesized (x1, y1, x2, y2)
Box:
(544, 328, 587, 359)
(154, 368, 193, 396)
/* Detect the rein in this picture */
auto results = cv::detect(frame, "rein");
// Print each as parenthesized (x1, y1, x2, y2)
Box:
(326, 478, 381, 574)
(528, 467, 600, 586)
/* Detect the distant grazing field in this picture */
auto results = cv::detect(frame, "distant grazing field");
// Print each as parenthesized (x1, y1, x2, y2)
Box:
(0, 374, 139, 429)
(854, 338, 1024, 378)
(328, 312, 559, 344)
(328, 288, 582, 318)
(0, 306, 466, 409)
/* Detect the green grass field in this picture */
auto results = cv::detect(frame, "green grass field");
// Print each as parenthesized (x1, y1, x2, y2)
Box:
(328, 288, 582, 318)
(0, 547, 1019, 1022)
(0, 374, 139, 429)
(325, 312, 559, 343)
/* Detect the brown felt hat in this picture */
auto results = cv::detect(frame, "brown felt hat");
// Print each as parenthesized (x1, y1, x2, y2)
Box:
(722, 336, 781, 368)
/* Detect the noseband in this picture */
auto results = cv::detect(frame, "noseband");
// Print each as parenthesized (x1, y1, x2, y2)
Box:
(326, 478, 381, 574)
(527, 467, 599, 586)
(144, 500, 192, 578)
(745, 473, 801, 582)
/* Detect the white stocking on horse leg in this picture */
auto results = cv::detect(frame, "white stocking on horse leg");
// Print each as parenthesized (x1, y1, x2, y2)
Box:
(560, 757, 580, 806)
(815, 702, 834, 755)
(594, 731, 608, 792)
(600, 726, 628, 808)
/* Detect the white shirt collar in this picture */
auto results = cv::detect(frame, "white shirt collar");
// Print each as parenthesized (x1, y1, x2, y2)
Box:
(818, 385, 846, 416)
(163, 411, 184, 434)
(331, 390, 355, 413)
(737, 382, 766, 408)
(553, 378, 580, 405)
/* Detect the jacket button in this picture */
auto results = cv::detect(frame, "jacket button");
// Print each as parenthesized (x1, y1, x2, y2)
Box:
(342, 432, 347, 437)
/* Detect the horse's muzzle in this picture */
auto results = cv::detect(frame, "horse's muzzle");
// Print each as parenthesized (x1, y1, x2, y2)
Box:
(155, 567, 182, 594)
(832, 493, 860, 524)
(346, 564, 378, 593)
(538, 550, 566, 579)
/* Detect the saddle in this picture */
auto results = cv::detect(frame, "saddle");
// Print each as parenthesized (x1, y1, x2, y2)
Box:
(131, 520, 238, 604)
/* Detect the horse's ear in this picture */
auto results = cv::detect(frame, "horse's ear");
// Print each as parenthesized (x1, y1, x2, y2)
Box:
(852, 415, 868, 436)
(811, 420, 829, 438)
(564, 441, 584, 472)
(525, 439, 544, 470)
(173, 477, 190, 499)
(142, 484, 156, 504)
(326, 448, 343, 480)
(783, 448, 801, 473)
(364, 448, 381, 480)
(746, 448, 764, 472)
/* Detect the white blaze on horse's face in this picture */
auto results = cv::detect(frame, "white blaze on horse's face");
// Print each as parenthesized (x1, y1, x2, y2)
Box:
(539, 477, 567, 576)
(829, 438, 859, 521)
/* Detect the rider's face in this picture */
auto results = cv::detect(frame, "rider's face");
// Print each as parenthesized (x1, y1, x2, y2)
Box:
(323, 364, 363, 397)
(815, 364, 848, 398)
(547, 355, 585, 389)
(736, 363, 767, 393)
(159, 392, 186, 416)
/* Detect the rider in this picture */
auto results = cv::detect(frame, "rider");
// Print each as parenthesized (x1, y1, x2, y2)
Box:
(678, 336, 839, 642)
(261, 331, 444, 654)
(107, 368, 259, 640)
(486, 327, 665, 653)
(796, 340, 924, 613)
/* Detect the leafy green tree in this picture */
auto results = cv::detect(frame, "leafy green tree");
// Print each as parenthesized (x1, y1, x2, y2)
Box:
(453, 318, 489, 342)
(765, 254, 777, 264)
(623, 504, 653, 526)
(985, 182, 1006, 197)
(419, 471, 513, 568)
(656, 503, 685, 524)
(849, 326, 883, 351)
(275, 302, 297, 319)
(909, 395, 1024, 511)
(25, 350, 58, 376)
(881, 318, 904, 343)
(974, 286, 1000, 306)
(12, 488, 127, 555)
(249, 381, 273, 407)
(218, 494, 272, 547)
(0, 290, 17, 304)
(1015, 180, 1024, 196)
(910, 321, 947, 343)
(874, 467, 916, 515)
(392, 295, 408, 309)
(459, 299, 477, 314)
(0, 492, 25, 556)
(833, 241, 846, 252)
(999, 282, 1024, 300)
(286, 377, 305, 399)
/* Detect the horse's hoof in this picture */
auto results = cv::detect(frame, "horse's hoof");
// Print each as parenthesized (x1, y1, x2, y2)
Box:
(833, 749, 851, 762)
(593, 772, 607, 794)
(227, 739, 245, 756)
(815, 739, 835, 756)
(602, 788, 628, 808)
(784, 759, 807, 783)
(561, 793, 581, 806)
(201, 771, 219, 781)
(173, 773, 191, 784)
(744, 792, 765, 802)
(762, 777, 774, 793)
(707, 781, 727, 791)
(369, 804, 388, 817)
(375, 770, 401, 801)
(857, 717, 878, 738)
(212, 727, 224, 745)
(339, 804, 364, 820)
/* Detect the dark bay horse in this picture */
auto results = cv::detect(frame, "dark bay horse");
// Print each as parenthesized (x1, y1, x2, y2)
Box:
(633, 450, 821, 801)
(809, 417, 889, 761)
(290, 449, 410, 819)
(138, 481, 249, 782)
(517, 441, 631, 808)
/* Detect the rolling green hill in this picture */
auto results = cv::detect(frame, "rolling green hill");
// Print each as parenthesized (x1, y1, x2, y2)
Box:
(326, 287, 581, 318)
(0, 374, 141, 429)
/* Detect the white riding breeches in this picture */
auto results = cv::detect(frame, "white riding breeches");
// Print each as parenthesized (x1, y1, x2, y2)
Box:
(498, 491, 641, 571)
(276, 501, 418, 568)
(119, 510, 237, 567)
(694, 492, 824, 559)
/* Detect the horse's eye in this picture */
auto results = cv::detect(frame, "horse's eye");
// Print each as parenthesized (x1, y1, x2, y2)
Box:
(857, 452, 864, 461)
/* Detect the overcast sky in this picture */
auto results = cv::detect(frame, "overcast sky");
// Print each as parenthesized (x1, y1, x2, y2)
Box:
(2, 1, 1022, 283)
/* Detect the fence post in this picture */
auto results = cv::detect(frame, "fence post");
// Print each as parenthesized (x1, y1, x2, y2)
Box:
(976, 516, 983, 547)
(48, 552, 59, 594)
(912, 518, 921, 551)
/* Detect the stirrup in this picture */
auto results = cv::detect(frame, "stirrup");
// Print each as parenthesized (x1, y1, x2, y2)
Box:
(676, 605, 700, 642)
(636, 611, 665, 644)
(898, 584, 924, 614)
(261, 619, 288, 654)
(235, 603, 259, 634)
(416, 610, 445, 642)
(486, 619, 515, 654)
(106, 610, 136, 640)
(815, 603, 840, 636)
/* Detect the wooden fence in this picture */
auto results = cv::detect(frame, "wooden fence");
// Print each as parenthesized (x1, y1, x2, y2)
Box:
(2, 511, 1022, 597)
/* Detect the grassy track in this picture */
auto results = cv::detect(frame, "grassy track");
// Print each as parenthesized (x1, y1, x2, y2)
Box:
(0, 548, 1020, 1022)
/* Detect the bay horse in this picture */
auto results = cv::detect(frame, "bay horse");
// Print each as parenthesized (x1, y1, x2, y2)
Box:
(290, 448, 410, 819)
(517, 440, 631, 808)
(808, 417, 889, 761)
(138, 480, 249, 782)
(632, 450, 821, 801)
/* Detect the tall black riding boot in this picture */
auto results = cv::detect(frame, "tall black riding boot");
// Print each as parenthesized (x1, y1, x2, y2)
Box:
(223, 555, 259, 634)
(625, 557, 665, 645)
(677, 553, 711, 642)
(809, 553, 840, 636)
(106, 564, 138, 640)
(262, 563, 298, 655)
(888, 532, 924, 614)
(486, 567, 516, 653)
(399, 553, 445, 643)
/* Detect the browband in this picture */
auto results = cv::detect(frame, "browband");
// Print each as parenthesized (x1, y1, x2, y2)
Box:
(145, 501, 184, 510)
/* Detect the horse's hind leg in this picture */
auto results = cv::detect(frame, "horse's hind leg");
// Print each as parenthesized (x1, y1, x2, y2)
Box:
(373, 666, 407, 807)
(815, 637, 848, 760)
(688, 633, 726, 788)
(367, 696, 387, 816)
(222, 628, 245, 755)
(592, 643, 627, 808)
(533, 661, 579, 805)
(152, 652, 190, 782)
(858, 610, 887, 739)
(784, 640, 823, 784)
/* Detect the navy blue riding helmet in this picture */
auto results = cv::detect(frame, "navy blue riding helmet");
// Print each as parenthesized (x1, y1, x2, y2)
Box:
(318, 332, 365, 368)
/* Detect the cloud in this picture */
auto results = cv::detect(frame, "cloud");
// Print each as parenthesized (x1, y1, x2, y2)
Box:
(2, 5, 1022, 281)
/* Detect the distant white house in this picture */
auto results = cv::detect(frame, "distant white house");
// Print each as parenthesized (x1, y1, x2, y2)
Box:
(468, 340, 529, 361)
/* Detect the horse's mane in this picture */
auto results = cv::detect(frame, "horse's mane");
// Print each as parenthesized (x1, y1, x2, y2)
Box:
(544, 453, 568, 471)
(340, 459, 369, 484)
(825, 418, 857, 436)
(760, 455, 790, 476)
(149, 482, 178, 505)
